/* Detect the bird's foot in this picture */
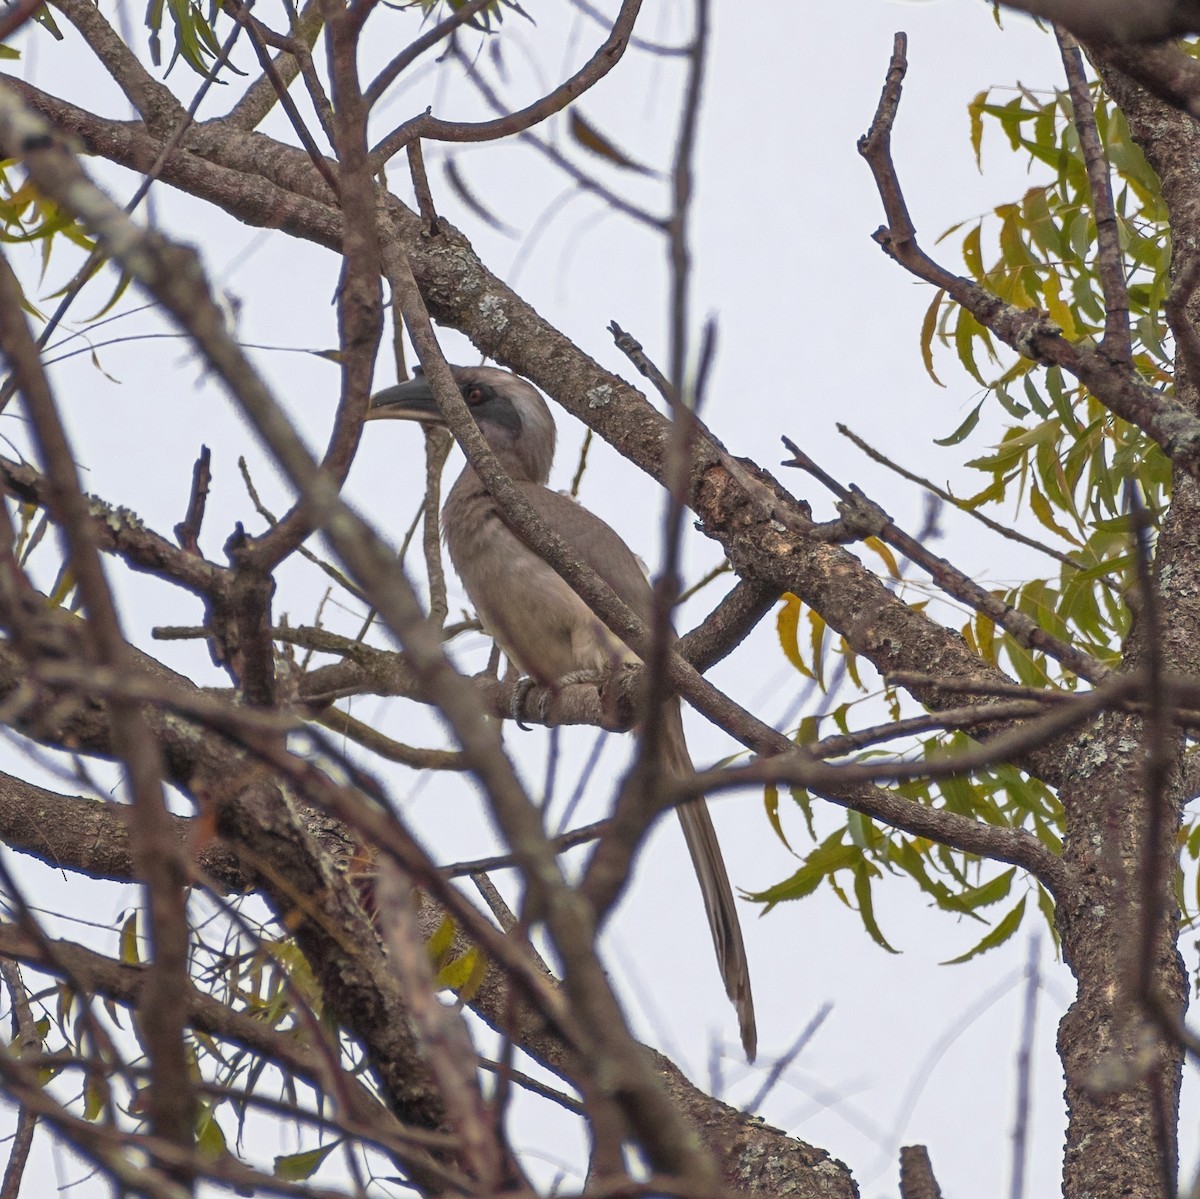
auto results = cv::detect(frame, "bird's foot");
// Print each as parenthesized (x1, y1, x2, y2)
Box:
(510, 676, 556, 730)
(557, 668, 606, 689)
(511, 677, 537, 730)
(560, 664, 639, 731)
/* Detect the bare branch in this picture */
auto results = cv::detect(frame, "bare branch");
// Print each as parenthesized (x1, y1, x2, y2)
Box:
(364, 0, 495, 106)
(369, 0, 643, 167)
(900, 1145, 945, 1199)
(1057, 28, 1131, 362)
(225, 0, 326, 132)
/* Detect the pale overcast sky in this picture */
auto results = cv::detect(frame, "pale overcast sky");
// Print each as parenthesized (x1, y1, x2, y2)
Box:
(5, 2, 1191, 1196)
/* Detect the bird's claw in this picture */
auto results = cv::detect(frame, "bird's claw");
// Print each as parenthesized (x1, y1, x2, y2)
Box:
(511, 676, 539, 730)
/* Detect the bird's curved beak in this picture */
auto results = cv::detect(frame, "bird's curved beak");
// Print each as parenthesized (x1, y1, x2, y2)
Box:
(366, 375, 447, 424)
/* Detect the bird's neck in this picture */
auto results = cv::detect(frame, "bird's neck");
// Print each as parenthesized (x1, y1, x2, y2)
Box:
(455, 445, 548, 488)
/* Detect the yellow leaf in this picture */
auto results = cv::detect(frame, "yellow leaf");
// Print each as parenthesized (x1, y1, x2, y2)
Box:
(1041, 268, 1078, 338)
(435, 947, 487, 1000)
(568, 110, 656, 176)
(119, 912, 139, 965)
(864, 536, 901, 580)
(427, 915, 455, 967)
(776, 594, 813, 678)
(919, 289, 946, 387)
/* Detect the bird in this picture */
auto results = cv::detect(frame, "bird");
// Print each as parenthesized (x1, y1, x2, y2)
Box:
(367, 364, 756, 1060)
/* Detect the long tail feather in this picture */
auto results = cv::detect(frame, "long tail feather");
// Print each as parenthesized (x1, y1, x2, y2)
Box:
(662, 699, 756, 1061)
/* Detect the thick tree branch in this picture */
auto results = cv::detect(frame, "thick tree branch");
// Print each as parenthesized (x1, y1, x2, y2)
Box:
(1091, 40, 1200, 120)
(0, 71, 1079, 793)
(999, 0, 1200, 41)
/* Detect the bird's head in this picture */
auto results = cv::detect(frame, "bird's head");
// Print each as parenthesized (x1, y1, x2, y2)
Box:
(367, 365, 556, 484)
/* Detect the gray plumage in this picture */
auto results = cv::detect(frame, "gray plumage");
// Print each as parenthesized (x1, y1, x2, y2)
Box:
(368, 364, 756, 1060)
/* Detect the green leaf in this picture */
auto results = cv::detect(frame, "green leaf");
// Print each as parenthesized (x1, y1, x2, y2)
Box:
(568, 110, 656, 176)
(809, 609, 828, 689)
(275, 1142, 339, 1182)
(747, 837, 860, 911)
(954, 867, 1016, 911)
(842, 640, 865, 690)
(443, 159, 518, 238)
(83, 1073, 107, 1120)
(427, 915, 455, 964)
(196, 1104, 227, 1158)
(1030, 482, 1081, 545)
(968, 91, 987, 168)
(953, 309, 988, 384)
(962, 223, 984, 277)
(942, 895, 1027, 964)
(853, 864, 899, 953)
(791, 785, 816, 840)
(935, 397, 985, 447)
(1036, 885, 1061, 951)
(33, 3, 62, 39)
(864, 536, 901, 580)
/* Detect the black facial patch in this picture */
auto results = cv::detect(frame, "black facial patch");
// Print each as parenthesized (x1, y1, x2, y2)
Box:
(470, 389, 523, 435)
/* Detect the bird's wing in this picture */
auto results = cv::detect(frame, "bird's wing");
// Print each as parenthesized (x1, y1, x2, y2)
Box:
(524, 489, 758, 1058)
(515, 485, 656, 625)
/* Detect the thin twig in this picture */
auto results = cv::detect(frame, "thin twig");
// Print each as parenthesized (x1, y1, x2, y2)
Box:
(364, 0, 494, 105)
(782, 435, 1112, 685)
(316, 705, 466, 770)
(1128, 483, 1172, 1007)
(744, 1002, 831, 1114)
(174, 445, 212, 554)
(438, 42, 665, 232)
(444, 819, 609, 877)
(422, 425, 452, 627)
(407, 138, 439, 230)
(225, 0, 339, 196)
(225, 0, 326, 132)
(838, 423, 1092, 574)
(0, 960, 38, 1199)
(368, 0, 644, 167)
(1008, 934, 1041, 1199)
(1057, 29, 1131, 362)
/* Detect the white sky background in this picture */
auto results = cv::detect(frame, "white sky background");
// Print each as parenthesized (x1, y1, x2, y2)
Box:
(3, 0, 1198, 1196)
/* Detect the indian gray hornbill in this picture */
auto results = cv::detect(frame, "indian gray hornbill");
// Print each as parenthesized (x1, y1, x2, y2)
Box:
(368, 364, 756, 1060)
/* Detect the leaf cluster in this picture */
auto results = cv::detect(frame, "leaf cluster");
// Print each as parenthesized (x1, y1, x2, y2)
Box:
(760, 73, 1200, 961)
